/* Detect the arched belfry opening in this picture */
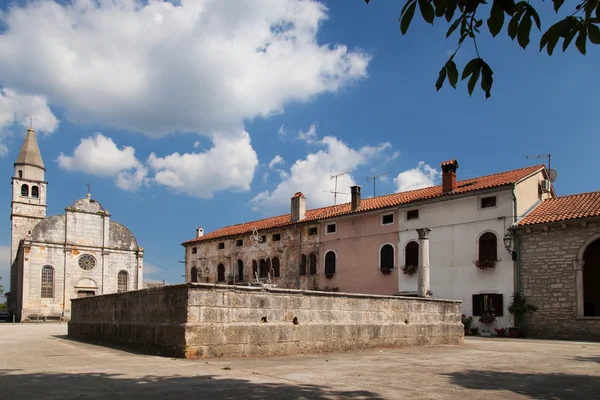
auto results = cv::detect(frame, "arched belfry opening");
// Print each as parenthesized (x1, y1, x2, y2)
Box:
(583, 238, 600, 316)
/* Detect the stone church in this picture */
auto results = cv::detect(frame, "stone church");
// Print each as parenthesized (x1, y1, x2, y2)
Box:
(7, 127, 144, 322)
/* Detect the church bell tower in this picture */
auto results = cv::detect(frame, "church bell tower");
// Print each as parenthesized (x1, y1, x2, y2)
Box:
(10, 127, 48, 265)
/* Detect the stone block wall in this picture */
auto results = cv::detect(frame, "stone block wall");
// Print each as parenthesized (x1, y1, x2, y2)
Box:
(69, 283, 463, 358)
(518, 222, 600, 341)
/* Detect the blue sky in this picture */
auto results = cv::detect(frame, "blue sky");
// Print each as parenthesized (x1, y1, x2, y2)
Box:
(1, 0, 598, 286)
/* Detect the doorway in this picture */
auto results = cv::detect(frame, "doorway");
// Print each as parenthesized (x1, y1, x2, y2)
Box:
(583, 238, 600, 316)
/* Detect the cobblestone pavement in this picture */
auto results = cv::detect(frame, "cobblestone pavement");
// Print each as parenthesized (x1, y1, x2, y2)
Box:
(0, 324, 599, 399)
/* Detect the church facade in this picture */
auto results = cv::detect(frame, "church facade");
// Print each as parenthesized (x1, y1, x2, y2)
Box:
(7, 128, 144, 322)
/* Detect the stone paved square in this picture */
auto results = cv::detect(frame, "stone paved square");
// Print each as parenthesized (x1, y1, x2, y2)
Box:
(1, 324, 598, 399)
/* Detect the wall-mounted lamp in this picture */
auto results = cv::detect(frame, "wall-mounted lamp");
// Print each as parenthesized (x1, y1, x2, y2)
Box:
(503, 233, 517, 261)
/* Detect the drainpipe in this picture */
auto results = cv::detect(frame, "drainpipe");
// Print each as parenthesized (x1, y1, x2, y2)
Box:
(512, 187, 520, 295)
(295, 226, 302, 289)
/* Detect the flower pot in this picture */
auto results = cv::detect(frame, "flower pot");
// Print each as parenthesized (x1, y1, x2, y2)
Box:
(381, 269, 392, 275)
(508, 327, 521, 338)
(325, 273, 334, 279)
(496, 331, 506, 338)
(481, 331, 491, 337)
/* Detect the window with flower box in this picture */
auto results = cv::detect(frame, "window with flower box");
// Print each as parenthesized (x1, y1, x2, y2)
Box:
(472, 293, 503, 316)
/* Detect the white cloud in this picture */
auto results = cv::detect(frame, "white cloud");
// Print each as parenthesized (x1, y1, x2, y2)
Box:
(269, 155, 284, 169)
(278, 124, 287, 138)
(143, 261, 161, 276)
(0, 0, 370, 138)
(193, 141, 201, 149)
(394, 161, 441, 192)
(57, 133, 148, 190)
(297, 123, 318, 143)
(0, 139, 8, 158)
(0, 88, 59, 135)
(148, 131, 258, 198)
(251, 136, 391, 213)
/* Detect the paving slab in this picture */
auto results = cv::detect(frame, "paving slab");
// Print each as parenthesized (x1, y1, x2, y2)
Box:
(0, 324, 599, 399)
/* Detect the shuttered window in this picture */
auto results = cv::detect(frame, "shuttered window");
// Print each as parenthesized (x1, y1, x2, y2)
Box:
(272, 257, 280, 277)
(325, 251, 336, 274)
(472, 294, 503, 316)
(309, 253, 317, 275)
(237, 260, 244, 281)
(479, 232, 498, 262)
(217, 263, 225, 282)
(405, 241, 419, 267)
(191, 267, 198, 283)
(300, 254, 307, 276)
(380, 244, 395, 269)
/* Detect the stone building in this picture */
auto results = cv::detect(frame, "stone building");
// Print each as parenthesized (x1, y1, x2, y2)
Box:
(512, 191, 600, 341)
(7, 128, 144, 322)
(182, 160, 554, 329)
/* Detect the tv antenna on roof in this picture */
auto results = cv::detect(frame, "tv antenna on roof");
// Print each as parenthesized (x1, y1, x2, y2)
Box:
(367, 171, 390, 197)
(330, 171, 352, 205)
(526, 153, 557, 182)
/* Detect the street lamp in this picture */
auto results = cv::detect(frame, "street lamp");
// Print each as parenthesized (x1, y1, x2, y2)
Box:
(503, 233, 516, 261)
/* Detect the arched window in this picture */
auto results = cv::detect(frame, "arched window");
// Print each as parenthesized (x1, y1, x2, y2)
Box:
(252, 260, 258, 279)
(309, 253, 317, 275)
(300, 254, 307, 275)
(217, 263, 225, 282)
(31, 186, 39, 198)
(380, 244, 395, 270)
(237, 260, 244, 281)
(405, 241, 419, 267)
(191, 266, 198, 283)
(259, 259, 268, 278)
(21, 184, 29, 197)
(325, 251, 336, 275)
(41, 266, 54, 298)
(479, 232, 498, 262)
(272, 257, 280, 277)
(583, 238, 600, 316)
(18, 170, 23, 178)
(117, 271, 128, 293)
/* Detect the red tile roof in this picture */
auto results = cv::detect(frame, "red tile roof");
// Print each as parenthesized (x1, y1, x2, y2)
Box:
(515, 191, 600, 227)
(183, 164, 545, 245)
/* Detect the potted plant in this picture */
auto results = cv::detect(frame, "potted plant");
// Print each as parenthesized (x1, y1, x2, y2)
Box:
(473, 259, 497, 270)
(325, 272, 334, 279)
(508, 292, 538, 337)
(461, 314, 474, 335)
(478, 313, 496, 325)
(401, 264, 418, 276)
(480, 329, 491, 337)
(494, 327, 507, 337)
(380, 267, 392, 275)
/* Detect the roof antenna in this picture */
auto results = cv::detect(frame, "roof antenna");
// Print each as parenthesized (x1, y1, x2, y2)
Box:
(366, 171, 390, 197)
(29, 117, 33, 129)
(86, 183, 91, 198)
(330, 171, 352, 205)
(526, 154, 557, 182)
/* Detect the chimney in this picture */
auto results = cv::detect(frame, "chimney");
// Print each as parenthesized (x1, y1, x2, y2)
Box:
(291, 192, 306, 222)
(351, 185, 361, 211)
(196, 227, 204, 237)
(441, 159, 459, 193)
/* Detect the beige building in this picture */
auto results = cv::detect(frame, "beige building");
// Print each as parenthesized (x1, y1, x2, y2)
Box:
(182, 160, 555, 331)
(7, 128, 144, 322)
(512, 191, 600, 341)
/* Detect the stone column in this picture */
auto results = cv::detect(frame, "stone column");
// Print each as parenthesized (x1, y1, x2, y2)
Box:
(417, 228, 432, 297)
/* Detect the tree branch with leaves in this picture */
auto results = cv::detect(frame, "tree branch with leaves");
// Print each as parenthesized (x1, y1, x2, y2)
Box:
(364, 0, 600, 98)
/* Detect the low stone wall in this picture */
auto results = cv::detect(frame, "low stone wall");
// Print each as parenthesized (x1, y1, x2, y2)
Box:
(69, 283, 463, 358)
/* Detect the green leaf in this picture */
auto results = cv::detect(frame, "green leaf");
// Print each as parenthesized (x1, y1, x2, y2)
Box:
(498, 0, 516, 16)
(480, 61, 494, 99)
(400, 1, 417, 34)
(400, 0, 416, 17)
(446, 60, 458, 88)
(433, 0, 445, 17)
(461, 58, 480, 81)
(527, 5, 541, 30)
(588, 23, 600, 44)
(517, 14, 532, 49)
(541, 20, 567, 55)
(467, 64, 481, 96)
(597, 3, 600, 20)
(488, 2, 505, 37)
(446, 16, 462, 38)
(575, 26, 587, 55)
(552, 0, 565, 13)
(507, 13, 520, 40)
(418, 0, 435, 24)
(445, 0, 457, 22)
(562, 27, 578, 51)
(435, 65, 447, 91)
